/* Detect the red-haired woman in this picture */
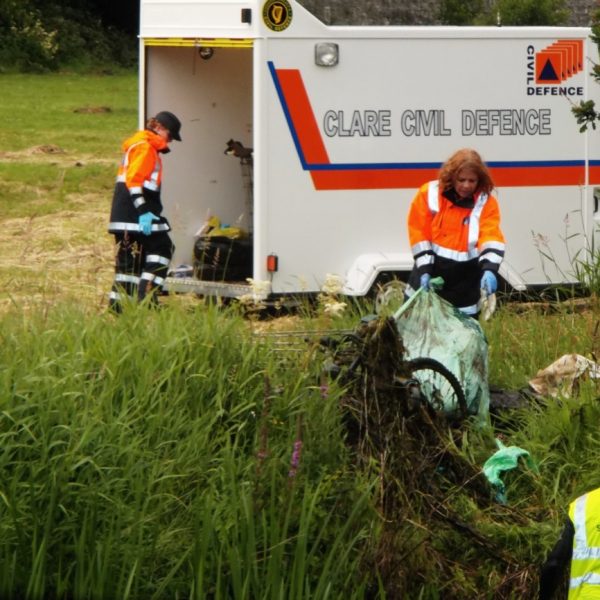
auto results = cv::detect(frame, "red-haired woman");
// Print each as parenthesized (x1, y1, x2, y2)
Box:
(405, 148, 505, 317)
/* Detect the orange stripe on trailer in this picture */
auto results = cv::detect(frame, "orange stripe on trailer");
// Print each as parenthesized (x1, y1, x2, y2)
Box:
(588, 165, 600, 184)
(276, 69, 330, 164)
(310, 166, 587, 190)
(310, 168, 440, 190)
(490, 165, 585, 187)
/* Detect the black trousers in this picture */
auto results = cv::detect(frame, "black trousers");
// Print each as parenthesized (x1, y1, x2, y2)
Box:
(109, 231, 174, 310)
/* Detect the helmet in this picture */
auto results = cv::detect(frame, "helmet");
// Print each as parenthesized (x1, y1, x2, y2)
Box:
(154, 111, 182, 141)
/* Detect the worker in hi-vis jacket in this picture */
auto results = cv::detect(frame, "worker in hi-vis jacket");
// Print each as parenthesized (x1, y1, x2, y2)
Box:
(108, 111, 182, 312)
(540, 486, 600, 600)
(405, 148, 505, 318)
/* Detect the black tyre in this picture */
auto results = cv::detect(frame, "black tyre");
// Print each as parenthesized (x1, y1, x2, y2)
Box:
(406, 357, 468, 419)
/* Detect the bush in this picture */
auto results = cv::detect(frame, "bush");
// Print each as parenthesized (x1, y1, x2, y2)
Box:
(0, 0, 136, 72)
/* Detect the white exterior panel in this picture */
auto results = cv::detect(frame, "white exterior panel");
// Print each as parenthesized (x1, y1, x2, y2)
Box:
(139, 0, 600, 297)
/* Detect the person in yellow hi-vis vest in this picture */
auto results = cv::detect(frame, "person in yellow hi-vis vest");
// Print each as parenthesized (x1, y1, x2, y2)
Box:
(540, 487, 600, 599)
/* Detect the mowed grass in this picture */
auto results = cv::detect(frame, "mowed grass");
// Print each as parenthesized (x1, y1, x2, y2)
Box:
(0, 72, 137, 156)
(2, 72, 600, 598)
(0, 72, 137, 312)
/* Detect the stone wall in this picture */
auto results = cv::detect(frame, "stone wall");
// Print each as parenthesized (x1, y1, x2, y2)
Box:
(298, 0, 597, 27)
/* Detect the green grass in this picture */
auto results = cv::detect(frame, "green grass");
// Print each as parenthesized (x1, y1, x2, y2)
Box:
(0, 162, 115, 219)
(0, 303, 376, 599)
(0, 73, 137, 156)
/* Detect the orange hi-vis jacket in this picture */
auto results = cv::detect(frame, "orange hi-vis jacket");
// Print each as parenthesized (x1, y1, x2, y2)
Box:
(408, 180, 505, 277)
(108, 130, 171, 234)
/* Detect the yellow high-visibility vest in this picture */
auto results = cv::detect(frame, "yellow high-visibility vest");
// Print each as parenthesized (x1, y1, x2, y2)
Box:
(568, 487, 600, 599)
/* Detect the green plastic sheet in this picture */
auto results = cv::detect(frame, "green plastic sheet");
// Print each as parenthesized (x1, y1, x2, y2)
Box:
(482, 439, 537, 503)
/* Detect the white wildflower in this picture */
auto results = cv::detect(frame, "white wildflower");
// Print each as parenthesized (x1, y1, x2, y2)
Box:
(238, 293, 256, 305)
(246, 278, 271, 299)
(323, 301, 347, 317)
(321, 274, 345, 295)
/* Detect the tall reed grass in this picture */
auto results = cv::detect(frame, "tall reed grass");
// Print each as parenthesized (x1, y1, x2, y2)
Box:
(0, 301, 377, 598)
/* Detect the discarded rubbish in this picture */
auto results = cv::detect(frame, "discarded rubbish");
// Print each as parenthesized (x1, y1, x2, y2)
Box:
(528, 353, 600, 398)
(395, 279, 490, 420)
(482, 438, 537, 504)
(480, 290, 497, 321)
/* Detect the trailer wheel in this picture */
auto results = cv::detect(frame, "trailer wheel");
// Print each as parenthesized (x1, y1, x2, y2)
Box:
(374, 278, 407, 315)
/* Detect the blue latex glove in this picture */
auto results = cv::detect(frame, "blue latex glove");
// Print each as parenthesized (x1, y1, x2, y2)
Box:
(420, 273, 431, 291)
(481, 271, 497, 295)
(138, 212, 159, 236)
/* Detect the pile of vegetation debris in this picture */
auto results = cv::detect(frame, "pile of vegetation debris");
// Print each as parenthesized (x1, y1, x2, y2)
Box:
(334, 316, 547, 598)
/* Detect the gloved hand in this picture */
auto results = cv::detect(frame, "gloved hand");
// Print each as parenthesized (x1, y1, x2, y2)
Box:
(481, 271, 498, 296)
(138, 212, 159, 236)
(420, 273, 431, 291)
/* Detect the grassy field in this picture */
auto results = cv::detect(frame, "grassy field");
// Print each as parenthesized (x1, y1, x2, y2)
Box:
(0, 72, 136, 313)
(1, 73, 600, 599)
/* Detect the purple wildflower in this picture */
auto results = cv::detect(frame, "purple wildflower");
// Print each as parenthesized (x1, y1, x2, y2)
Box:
(288, 439, 303, 479)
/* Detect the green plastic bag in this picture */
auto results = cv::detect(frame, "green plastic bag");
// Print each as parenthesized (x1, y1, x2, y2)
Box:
(394, 283, 490, 420)
(482, 439, 537, 503)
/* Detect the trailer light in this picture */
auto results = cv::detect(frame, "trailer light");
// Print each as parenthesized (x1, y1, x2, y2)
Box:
(241, 8, 252, 24)
(315, 42, 338, 67)
(198, 47, 214, 60)
(267, 254, 278, 272)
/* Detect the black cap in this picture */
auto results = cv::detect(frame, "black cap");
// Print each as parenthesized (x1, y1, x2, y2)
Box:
(154, 111, 182, 141)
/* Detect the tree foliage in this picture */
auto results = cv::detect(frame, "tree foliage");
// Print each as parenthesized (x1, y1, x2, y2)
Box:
(479, 0, 568, 26)
(0, 0, 137, 72)
(439, 0, 568, 26)
(572, 9, 600, 131)
(438, 0, 484, 26)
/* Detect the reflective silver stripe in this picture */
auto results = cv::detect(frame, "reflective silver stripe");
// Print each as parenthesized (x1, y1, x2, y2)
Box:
(570, 573, 600, 588)
(133, 196, 146, 208)
(116, 177, 145, 198)
(108, 222, 170, 233)
(415, 254, 434, 268)
(153, 275, 165, 286)
(109, 291, 125, 301)
(147, 154, 161, 189)
(480, 240, 506, 252)
(144, 180, 159, 192)
(466, 193, 488, 253)
(412, 241, 433, 255)
(432, 243, 478, 262)
(427, 180, 439, 213)
(140, 272, 156, 282)
(146, 254, 170, 266)
(574, 495, 588, 549)
(405, 284, 481, 314)
(573, 548, 600, 560)
(109, 221, 141, 232)
(479, 252, 503, 265)
(115, 274, 140, 284)
(457, 300, 481, 315)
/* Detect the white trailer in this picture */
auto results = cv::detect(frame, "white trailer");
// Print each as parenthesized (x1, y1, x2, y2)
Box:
(138, 0, 600, 302)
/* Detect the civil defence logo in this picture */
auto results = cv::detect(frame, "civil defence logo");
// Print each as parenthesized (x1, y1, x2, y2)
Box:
(535, 39, 583, 84)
